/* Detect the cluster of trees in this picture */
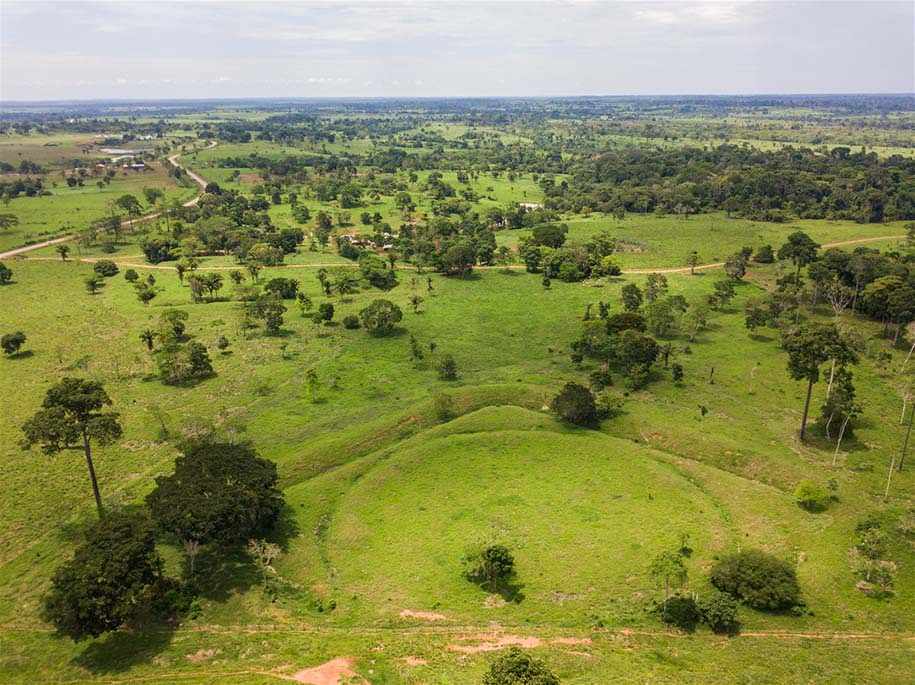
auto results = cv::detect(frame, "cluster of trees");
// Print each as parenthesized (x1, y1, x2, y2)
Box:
(520, 226, 621, 282)
(20, 377, 285, 641)
(649, 543, 801, 634)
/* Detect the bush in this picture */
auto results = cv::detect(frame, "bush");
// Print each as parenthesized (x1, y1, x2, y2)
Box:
(342, 314, 360, 329)
(124, 268, 139, 283)
(698, 590, 740, 633)
(657, 595, 701, 632)
(483, 647, 559, 685)
(794, 480, 830, 512)
(93, 260, 119, 277)
(432, 393, 455, 422)
(551, 382, 597, 426)
(436, 354, 458, 380)
(710, 550, 801, 611)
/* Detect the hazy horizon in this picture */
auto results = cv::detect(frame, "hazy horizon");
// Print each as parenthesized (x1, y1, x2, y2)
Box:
(2, 1, 914, 101)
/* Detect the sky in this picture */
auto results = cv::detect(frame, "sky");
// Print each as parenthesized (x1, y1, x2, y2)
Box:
(1, 1, 913, 101)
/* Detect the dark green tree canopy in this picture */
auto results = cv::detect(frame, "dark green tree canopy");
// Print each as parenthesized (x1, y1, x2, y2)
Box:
(359, 299, 403, 336)
(42, 510, 163, 641)
(21, 377, 122, 454)
(551, 382, 598, 426)
(146, 442, 283, 547)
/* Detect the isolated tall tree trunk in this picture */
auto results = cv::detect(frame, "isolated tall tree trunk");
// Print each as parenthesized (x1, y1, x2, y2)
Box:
(800, 378, 815, 441)
(82, 430, 104, 517)
(826, 360, 837, 399)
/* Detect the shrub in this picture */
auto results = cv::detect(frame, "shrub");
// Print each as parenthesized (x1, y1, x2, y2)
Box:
(436, 354, 458, 380)
(482, 647, 559, 685)
(697, 590, 740, 633)
(551, 382, 597, 426)
(124, 268, 139, 283)
(359, 299, 403, 335)
(432, 393, 455, 422)
(93, 260, 119, 277)
(342, 314, 360, 329)
(0, 262, 13, 284)
(710, 550, 801, 611)
(794, 480, 830, 512)
(657, 595, 701, 632)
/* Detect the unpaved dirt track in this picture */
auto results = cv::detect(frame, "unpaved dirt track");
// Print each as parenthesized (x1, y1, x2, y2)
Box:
(0, 142, 216, 261)
(14, 234, 906, 274)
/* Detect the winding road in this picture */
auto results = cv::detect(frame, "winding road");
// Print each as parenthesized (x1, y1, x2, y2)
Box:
(0, 141, 216, 261)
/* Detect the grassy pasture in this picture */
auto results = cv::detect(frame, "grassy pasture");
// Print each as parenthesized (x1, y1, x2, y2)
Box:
(1, 241, 914, 681)
(0, 164, 194, 252)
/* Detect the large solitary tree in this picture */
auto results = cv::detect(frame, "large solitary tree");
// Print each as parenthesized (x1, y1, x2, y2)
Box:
(21, 378, 122, 516)
(777, 231, 820, 279)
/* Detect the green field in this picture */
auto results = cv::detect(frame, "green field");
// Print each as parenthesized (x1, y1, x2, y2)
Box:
(2, 97, 915, 684)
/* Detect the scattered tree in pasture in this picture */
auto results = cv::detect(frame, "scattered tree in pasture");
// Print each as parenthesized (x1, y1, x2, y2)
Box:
(56, 244, 70, 261)
(0, 262, 12, 284)
(686, 250, 700, 274)
(644, 273, 668, 303)
(139, 329, 156, 351)
(124, 268, 139, 283)
(21, 378, 123, 516)
(436, 353, 458, 380)
(41, 510, 166, 641)
(778, 231, 820, 279)
(551, 382, 598, 426)
(648, 550, 687, 599)
(156, 341, 214, 385)
(2, 331, 26, 356)
(710, 550, 801, 611)
(359, 299, 403, 336)
(146, 442, 283, 576)
(463, 544, 516, 592)
(621, 283, 643, 311)
(781, 322, 856, 440)
(93, 260, 119, 277)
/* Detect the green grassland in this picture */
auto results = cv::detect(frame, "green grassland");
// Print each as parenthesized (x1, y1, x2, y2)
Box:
(1, 233, 913, 682)
(0, 165, 194, 252)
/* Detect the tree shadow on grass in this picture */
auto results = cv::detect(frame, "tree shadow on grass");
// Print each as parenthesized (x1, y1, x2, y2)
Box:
(72, 623, 175, 675)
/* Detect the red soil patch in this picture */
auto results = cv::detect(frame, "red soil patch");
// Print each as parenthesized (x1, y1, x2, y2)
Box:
(291, 657, 363, 684)
(447, 633, 592, 654)
(399, 609, 448, 621)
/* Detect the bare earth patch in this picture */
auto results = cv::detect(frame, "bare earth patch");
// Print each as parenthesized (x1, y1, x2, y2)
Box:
(404, 656, 428, 666)
(290, 657, 363, 684)
(448, 633, 593, 654)
(399, 609, 448, 621)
